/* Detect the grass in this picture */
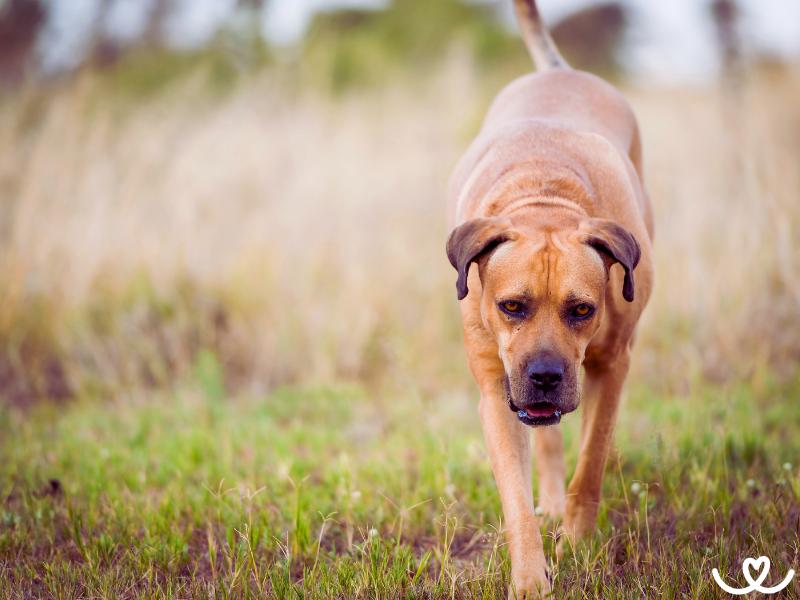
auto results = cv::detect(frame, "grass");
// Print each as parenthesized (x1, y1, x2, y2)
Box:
(3, 369, 800, 598)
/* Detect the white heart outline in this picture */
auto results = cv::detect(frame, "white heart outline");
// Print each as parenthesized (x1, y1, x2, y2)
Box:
(712, 555, 795, 595)
(742, 556, 771, 588)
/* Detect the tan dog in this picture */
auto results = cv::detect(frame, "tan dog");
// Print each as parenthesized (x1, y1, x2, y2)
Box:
(446, 1, 654, 596)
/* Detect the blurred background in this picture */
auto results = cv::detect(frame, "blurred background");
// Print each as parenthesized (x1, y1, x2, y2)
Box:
(1, 0, 799, 406)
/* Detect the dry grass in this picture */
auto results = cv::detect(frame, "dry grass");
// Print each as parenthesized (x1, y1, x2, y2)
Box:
(629, 67, 800, 386)
(1, 58, 799, 403)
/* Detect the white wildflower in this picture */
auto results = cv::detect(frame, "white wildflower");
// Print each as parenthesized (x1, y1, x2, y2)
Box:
(277, 462, 291, 480)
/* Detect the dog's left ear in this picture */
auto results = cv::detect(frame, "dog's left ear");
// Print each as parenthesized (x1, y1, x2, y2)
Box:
(581, 219, 641, 302)
(446, 217, 517, 300)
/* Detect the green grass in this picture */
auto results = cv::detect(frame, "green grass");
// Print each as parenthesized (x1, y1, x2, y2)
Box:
(2, 367, 800, 598)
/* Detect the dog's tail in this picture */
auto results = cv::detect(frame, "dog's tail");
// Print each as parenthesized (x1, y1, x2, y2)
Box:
(513, 0, 568, 70)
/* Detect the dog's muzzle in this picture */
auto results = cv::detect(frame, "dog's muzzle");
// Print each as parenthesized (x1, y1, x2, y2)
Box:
(505, 354, 575, 427)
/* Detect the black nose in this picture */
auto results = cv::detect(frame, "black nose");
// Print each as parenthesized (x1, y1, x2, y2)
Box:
(526, 355, 564, 391)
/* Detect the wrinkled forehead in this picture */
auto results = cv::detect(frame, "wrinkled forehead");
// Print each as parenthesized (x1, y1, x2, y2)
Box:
(483, 231, 606, 300)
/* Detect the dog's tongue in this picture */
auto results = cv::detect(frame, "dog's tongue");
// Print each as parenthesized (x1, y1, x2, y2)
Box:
(526, 403, 557, 418)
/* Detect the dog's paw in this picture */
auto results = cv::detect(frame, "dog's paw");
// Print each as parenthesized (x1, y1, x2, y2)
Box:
(555, 509, 596, 559)
(554, 526, 572, 560)
(537, 495, 565, 520)
(507, 580, 550, 599)
(562, 501, 597, 536)
(508, 558, 551, 599)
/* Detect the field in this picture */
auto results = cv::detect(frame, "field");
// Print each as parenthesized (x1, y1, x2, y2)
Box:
(2, 45, 800, 598)
(1, 372, 800, 598)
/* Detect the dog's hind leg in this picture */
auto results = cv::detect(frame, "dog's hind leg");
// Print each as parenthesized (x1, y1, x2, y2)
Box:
(534, 426, 566, 518)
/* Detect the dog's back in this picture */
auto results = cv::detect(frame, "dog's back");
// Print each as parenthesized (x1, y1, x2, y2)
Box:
(448, 1, 648, 233)
(482, 70, 641, 172)
(503, 0, 638, 143)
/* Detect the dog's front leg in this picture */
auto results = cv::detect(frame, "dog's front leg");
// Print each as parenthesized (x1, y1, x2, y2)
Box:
(479, 382, 550, 598)
(562, 352, 630, 546)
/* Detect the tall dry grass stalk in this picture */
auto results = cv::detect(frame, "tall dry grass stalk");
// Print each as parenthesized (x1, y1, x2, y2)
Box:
(1, 58, 799, 403)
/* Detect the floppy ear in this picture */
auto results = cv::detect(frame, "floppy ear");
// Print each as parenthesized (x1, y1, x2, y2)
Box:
(582, 219, 641, 302)
(446, 217, 517, 300)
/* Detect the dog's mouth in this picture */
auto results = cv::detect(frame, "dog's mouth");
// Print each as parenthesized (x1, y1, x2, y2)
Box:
(505, 380, 569, 427)
(515, 402, 561, 427)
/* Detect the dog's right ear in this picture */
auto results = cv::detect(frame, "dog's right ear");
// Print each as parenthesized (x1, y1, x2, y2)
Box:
(446, 217, 517, 300)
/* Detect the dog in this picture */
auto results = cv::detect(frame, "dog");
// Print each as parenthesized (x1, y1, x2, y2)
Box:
(446, 0, 654, 596)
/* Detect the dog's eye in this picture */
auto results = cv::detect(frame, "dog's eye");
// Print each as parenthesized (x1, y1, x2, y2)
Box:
(499, 301, 524, 316)
(571, 303, 594, 319)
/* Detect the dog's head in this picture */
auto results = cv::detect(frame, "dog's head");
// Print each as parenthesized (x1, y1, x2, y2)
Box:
(447, 214, 639, 426)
